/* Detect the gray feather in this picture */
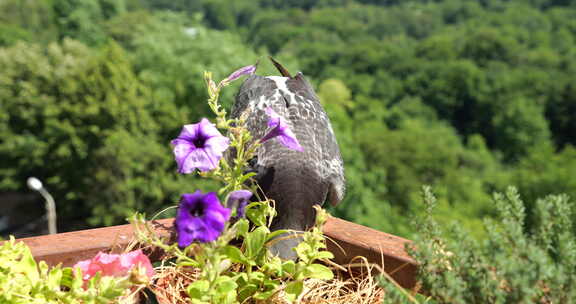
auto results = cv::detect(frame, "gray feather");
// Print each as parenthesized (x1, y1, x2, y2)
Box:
(231, 69, 346, 259)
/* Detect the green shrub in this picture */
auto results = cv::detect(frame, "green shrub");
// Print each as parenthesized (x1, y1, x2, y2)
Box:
(0, 39, 204, 227)
(383, 186, 576, 303)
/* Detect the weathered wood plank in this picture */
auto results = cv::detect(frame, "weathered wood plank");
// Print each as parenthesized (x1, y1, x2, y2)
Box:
(10, 217, 417, 289)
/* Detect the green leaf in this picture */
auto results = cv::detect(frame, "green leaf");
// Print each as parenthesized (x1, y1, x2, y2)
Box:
(60, 267, 75, 289)
(262, 256, 283, 276)
(264, 279, 280, 290)
(248, 271, 266, 283)
(282, 260, 296, 275)
(178, 260, 201, 267)
(233, 219, 249, 237)
(284, 280, 304, 303)
(233, 272, 248, 284)
(46, 264, 63, 290)
(238, 283, 258, 302)
(16, 244, 39, 282)
(304, 264, 334, 280)
(245, 226, 269, 259)
(216, 276, 238, 293)
(294, 242, 312, 263)
(71, 267, 84, 290)
(246, 202, 267, 227)
(253, 289, 277, 300)
(266, 229, 290, 242)
(239, 172, 257, 184)
(187, 279, 210, 299)
(223, 245, 249, 265)
(315, 250, 334, 260)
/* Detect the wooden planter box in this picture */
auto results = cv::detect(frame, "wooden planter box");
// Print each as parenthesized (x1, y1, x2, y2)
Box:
(13, 217, 418, 291)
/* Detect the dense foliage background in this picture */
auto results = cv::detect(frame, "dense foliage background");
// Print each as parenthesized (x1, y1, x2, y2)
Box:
(1, 0, 575, 239)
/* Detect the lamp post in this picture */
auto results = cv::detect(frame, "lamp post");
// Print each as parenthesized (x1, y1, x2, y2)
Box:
(27, 177, 57, 235)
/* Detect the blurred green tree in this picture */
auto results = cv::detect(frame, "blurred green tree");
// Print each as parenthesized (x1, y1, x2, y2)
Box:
(0, 39, 209, 227)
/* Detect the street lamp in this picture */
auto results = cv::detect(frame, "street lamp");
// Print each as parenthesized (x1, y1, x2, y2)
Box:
(27, 177, 57, 235)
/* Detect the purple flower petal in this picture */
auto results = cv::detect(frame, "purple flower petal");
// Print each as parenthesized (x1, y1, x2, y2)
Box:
(175, 191, 231, 248)
(227, 190, 252, 219)
(196, 118, 221, 138)
(260, 107, 304, 152)
(171, 118, 230, 173)
(182, 149, 217, 172)
(224, 65, 256, 83)
(264, 107, 282, 128)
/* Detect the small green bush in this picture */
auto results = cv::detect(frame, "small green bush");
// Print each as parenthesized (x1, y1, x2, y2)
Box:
(382, 186, 576, 303)
(0, 38, 207, 227)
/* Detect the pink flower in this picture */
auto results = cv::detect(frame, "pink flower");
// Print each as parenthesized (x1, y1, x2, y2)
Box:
(73, 250, 155, 282)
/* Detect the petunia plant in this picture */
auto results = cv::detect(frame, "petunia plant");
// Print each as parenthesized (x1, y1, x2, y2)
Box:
(131, 64, 334, 303)
(171, 119, 230, 173)
(0, 237, 152, 304)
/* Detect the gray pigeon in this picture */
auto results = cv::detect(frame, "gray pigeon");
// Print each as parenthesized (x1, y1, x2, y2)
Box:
(231, 58, 346, 259)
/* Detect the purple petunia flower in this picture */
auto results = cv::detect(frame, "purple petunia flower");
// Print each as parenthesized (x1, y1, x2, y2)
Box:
(260, 107, 304, 152)
(171, 118, 230, 173)
(226, 190, 252, 220)
(175, 191, 231, 248)
(224, 65, 256, 83)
